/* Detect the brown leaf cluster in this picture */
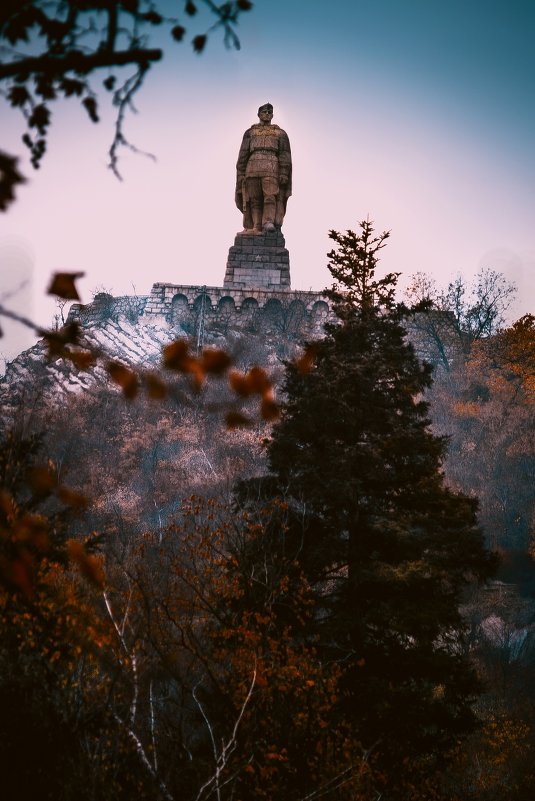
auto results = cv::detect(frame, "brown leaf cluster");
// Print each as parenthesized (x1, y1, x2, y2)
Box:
(66, 539, 104, 588)
(47, 272, 85, 301)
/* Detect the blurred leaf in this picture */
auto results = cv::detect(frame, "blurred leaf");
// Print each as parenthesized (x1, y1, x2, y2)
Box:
(43, 321, 81, 357)
(27, 466, 57, 496)
(28, 103, 51, 132)
(57, 486, 88, 510)
(225, 411, 252, 429)
(237, 0, 253, 9)
(261, 396, 279, 421)
(107, 361, 139, 399)
(7, 85, 30, 107)
(35, 75, 56, 101)
(202, 348, 232, 374)
(295, 343, 320, 375)
(47, 272, 84, 301)
(0, 490, 16, 521)
(142, 10, 163, 24)
(82, 96, 99, 123)
(171, 25, 186, 41)
(67, 539, 104, 588)
(185, 1, 198, 15)
(0, 553, 34, 597)
(229, 370, 252, 397)
(16, 514, 49, 551)
(188, 360, 205, 392)
(0, 150, 26, 212)
(192, 34, 206, 52)
(60, 78, 85, 97)
(68, 350, 96, 370)
(145, 373, 167, 399)
(163, 339, 190, 370)
(246, 366, 271, 394)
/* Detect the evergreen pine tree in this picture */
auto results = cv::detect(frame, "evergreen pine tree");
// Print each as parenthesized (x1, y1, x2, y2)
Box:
(240, 220, 495, 781)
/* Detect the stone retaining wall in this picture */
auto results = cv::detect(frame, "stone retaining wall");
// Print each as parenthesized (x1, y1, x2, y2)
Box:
(68, 284, 333, 339)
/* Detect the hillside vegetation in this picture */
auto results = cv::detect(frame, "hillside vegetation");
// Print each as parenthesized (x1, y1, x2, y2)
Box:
(1, 225, 535, 800)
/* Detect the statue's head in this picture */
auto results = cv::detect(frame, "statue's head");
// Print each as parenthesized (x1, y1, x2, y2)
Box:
(257, 103, 273, 122)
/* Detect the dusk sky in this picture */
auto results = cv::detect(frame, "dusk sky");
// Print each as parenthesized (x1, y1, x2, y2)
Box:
(1, 0, 534, 366)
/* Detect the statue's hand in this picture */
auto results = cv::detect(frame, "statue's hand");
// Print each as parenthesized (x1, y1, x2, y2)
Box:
(279, 175, 288, 187)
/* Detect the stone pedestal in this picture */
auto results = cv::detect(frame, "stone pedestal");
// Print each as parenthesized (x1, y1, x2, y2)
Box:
(223, 230, 291, 289)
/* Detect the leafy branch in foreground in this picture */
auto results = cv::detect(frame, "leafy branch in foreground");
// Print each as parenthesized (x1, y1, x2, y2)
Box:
(0, 0, 253, 185)
(0, 270, 285, 428)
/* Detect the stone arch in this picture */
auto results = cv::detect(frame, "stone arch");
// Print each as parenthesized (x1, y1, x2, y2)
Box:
(241, 297, 259, 312)
(217, 296, 236, 312)
(240, 297, 260, 331)
(311, 300, 329, 319)
(262, 298, 284, 332)
(171, 293, 190, 326)
(309, 300, 330, 335)
(193, 293, 212, 312)
(286, 299, 307, 336)
(216, 296, 236, 332)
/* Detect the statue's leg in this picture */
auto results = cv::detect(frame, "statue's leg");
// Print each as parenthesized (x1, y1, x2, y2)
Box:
(261, 177, 279, 232)
(242, 205, 253, 232)
(245, 177, 263, 233)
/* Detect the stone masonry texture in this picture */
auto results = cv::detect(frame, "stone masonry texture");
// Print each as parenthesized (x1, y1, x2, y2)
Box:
(224, 230, 291, 289)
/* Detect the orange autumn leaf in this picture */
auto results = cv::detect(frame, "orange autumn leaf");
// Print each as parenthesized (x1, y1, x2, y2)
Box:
(261, 396, 279, 421)
(162, 339, 190, 370)
(107, 361, 139, 399)
(229, 366, 272, 398)
(229, 370, 252, 397)
(43, 321, 81, 356)
(57, 486, 88, 510)
(27, 465, 57, 496)
(295, 343, 320, 375)
(186, 359, 205, 392)
(47, 271, 85, 301)
(68, 349, 96, 370)
(247, 366, 271, 394)
(0, 489, 16, 520)
(67, 539, 104, 588)
(14, 513, 50, 551)
(201, 348, 232, 374)
(145, 372, 167, 399)
(1, 553, 34, 597)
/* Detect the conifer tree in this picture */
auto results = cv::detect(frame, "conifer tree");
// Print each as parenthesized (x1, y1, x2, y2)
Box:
(241, 220, 495, 786)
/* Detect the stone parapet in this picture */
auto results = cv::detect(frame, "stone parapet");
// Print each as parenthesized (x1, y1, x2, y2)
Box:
(224, 230, 291, 289)
(68, 283, 333, 340)
(68, 292, 148, 325)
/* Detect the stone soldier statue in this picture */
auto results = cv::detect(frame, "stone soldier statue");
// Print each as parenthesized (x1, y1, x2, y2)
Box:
(235, 103, 292, 233)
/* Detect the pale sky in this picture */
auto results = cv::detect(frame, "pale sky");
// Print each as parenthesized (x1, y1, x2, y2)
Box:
(1, 0, 534, 367)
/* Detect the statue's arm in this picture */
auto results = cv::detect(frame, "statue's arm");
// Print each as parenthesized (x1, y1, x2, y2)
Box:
(278, 130, 292, 189)
(236, 129, 251, 180)
(235, 129, 250, 211)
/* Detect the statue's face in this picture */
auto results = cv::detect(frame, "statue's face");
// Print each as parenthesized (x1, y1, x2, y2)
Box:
(258, 106, 273, 124)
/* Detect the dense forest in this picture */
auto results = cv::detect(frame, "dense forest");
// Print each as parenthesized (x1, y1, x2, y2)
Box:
(1, 221, 535, 800)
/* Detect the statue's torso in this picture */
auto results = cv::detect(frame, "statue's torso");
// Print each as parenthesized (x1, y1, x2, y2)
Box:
(244, 124, 285, 179)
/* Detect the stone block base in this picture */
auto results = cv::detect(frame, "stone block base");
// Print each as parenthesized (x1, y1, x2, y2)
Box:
(224, 230, 291, 289)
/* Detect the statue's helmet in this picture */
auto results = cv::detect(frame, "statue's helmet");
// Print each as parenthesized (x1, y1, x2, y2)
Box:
(258, 102, 273, 114)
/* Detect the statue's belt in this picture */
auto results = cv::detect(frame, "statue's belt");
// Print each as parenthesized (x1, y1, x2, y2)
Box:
(249, 147, 279, 154)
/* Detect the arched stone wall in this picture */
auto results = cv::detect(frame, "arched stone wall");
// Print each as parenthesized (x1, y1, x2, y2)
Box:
(171, 293, 189, 326)
(69, 283, 335, 339)
(262, 298, 285, 332)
